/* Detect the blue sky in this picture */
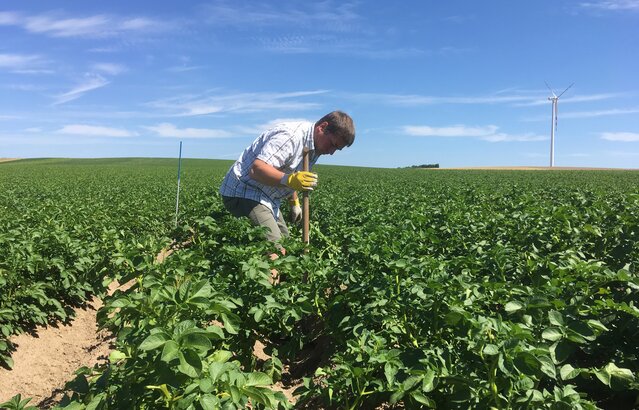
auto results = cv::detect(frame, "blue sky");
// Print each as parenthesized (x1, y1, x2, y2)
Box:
(1, 1, 638, 168)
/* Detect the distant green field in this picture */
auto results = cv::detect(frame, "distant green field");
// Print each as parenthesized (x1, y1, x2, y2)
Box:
(1, 158, 638, 409)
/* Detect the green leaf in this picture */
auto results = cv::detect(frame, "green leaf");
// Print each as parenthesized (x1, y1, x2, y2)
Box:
(550, 340, 574, 364)
(596, 362, 635, 391)
(505, 301, 524, 313)
(161, 340, 179, 363)
(220, 313, 239, 335)
(178, 350, 202, 377)
(210, 350, 233, 363)
(108, 350, 127, 363)
(548, 310, 564, 326)
(483, 344, 499, 356)
(139, 332, 169, 351)
(199, 394, 219, 410)
(199, 378, 214, 394)
(384, 362, 397, 385)
(587, 319, 609, 332)
(411, 391, 435, 406)
(181, 333, 212, 352)
(422, 369, 436, 393)
(542, 327, 563, 341)
(514, 352, 541, 376)
(244, 372, 272, 387)
(253, 308, 265, 323)
(560, 364, 580, 380)
(538, 355, 556, 379)
(209, 362, 225, 382)
(567, 320, 596, 342)
(205, 325, 225, 340)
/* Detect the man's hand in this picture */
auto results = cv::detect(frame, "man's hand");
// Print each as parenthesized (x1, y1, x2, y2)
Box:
(289, 198, 302, 223)
(282, 171, 318, 191)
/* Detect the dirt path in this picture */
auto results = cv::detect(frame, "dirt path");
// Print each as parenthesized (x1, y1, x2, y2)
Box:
(0, 297, 112, 407)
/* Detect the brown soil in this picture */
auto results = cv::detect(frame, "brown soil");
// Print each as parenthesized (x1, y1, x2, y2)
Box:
(0, 296, 113, 407)
(0, 158, 19, 163)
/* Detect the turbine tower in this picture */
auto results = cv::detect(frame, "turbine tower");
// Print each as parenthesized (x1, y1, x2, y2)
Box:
(545, 82, 574, 167)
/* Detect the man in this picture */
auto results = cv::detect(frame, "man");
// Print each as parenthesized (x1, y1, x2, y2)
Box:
(220, 111, 355, 246)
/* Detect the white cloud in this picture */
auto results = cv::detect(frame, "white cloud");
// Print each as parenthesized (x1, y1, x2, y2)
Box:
(519, 93, 621, 107)
(145, 123, 231, 138)
(601, 132, 639, 141)
(57, 124, 137, 137)
(404, 124, 547, 142)
(561, 107, 639, 119)
(148, 90, 327, 116)
(53, 74, 109, 105)
(0, 53, 45, 70)
(119, 17, 156, 30)
(404, 125, 499, 137)
(480, 133, 547, 142)
(2, 11, 165, 38)
(25, 14, 112, 37)
(202, 1, 361, 31)
(92, 63, 127, 75)
(580, 1, 639, 11)
(0, 12, 20, 25)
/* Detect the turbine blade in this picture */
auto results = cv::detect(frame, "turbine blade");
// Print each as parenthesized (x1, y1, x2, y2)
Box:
(557, 82, 574, 98)
(545, 81, 557, 97)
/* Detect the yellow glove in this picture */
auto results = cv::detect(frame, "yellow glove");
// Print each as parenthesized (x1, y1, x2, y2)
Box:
(288, 198, 302, 223)
(282, 171, 318, 191)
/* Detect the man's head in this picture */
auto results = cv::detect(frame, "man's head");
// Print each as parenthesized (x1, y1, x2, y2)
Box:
(314, 111, 355, 155)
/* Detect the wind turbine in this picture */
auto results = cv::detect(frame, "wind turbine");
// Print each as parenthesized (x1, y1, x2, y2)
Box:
(545, 81, 574, 167)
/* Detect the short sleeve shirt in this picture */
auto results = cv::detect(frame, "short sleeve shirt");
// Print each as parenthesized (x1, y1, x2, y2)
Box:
(219, 121, 320, 218)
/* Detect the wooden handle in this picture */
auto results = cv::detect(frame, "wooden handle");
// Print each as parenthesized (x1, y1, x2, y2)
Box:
(302, 148, 310, 245)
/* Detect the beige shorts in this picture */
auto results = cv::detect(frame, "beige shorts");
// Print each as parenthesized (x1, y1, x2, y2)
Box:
(222, 196, 289, 242)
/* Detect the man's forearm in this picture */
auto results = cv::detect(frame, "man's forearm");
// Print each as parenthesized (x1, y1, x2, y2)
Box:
(249, 159, 286, 186)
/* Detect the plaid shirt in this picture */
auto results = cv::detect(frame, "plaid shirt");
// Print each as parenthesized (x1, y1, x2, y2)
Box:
(220, 121, 319, 218)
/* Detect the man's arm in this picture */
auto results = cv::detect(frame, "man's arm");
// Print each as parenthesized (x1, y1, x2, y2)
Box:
(250, 159, 318, 190)
(249, 159, 286, 187)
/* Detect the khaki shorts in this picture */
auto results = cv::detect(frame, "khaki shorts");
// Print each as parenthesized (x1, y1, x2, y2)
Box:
(222, 196, 289, 242)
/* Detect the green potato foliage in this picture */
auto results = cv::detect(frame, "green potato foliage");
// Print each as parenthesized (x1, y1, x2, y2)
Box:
(2, 160, 638, 409)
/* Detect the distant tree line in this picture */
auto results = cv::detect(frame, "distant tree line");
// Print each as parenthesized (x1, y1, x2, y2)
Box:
(400, 163, 440, 169)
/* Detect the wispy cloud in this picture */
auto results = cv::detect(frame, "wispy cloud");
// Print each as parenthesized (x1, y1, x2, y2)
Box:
(346, 92, 540, 106)
(145, 123, 231, 138)
(519, 93, 622, 107)
(57, 124, 138, 137)
(404, 125, 499, 137)
(0, 11, 20, 25)
(92, 63, 127, 75)
(0, 115, 21, 120)
(560, 107, 639, 119)
(404, 124, 547, 142)
(1, 11, 165, 38)
(601, 132, 639, 141)
(344, 90, 622, 108)
(580, 0, 639, 11)
(202, 1, 361, 31)
(0, 53, 47, 71)
(53, 74, 110, 105)
(148, 90, 327, 116)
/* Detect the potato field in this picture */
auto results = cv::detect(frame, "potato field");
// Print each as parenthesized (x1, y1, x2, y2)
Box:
(1, 158, 638, 409)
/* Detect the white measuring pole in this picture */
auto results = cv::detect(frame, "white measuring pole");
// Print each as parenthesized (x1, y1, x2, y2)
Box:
(175, 141, 183, 227)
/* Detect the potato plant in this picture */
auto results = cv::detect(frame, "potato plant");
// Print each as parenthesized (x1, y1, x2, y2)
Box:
(1, 160, 638, 409)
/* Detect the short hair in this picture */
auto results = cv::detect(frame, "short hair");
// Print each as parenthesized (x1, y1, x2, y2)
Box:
(317, 111, 355, 147)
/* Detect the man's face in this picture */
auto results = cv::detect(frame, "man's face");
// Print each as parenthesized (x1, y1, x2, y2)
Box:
(315, 122, 348, 155)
